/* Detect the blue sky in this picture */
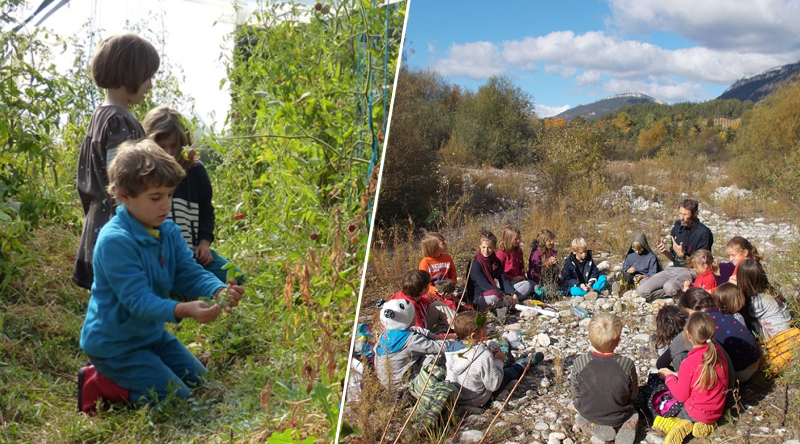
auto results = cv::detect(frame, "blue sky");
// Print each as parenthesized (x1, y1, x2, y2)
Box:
(404, 0, 800, 117)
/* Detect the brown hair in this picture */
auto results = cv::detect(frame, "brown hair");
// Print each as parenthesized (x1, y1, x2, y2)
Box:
(736, 259, 785, 308)
(712, 282, 745, 315)
(453, 310, 482, 340)
(92, 34, 160, 94)
(678, 287, 716, 312)
(588, 313, 622, 353)
(480, 231, 497, 248)
(680, 198, 699, 214)
(421, 232, 446, 258)
(142, 106, 196, 170)
(498, 226, 521, 253)
(684, 312, 722, 391)
(401, 269, 430, 297)
(532, 229, 556, 252)
(655, 305, 688, 349)
(107, 139, 185, 199)
(686, 249, 719, 274)
(725, 236, 761, 263)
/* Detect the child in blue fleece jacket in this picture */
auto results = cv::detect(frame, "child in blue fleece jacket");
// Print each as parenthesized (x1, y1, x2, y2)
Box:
(78, 140, 244, 413)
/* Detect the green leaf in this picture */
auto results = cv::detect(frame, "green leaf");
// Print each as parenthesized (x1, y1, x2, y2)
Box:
(475, 313, 486, 330)
(267, 429, 316, 444)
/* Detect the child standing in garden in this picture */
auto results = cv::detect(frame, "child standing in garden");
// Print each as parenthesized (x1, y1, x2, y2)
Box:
(73, 34, 160, 289)
(78, 141, 244, 413)
(496, 226, 534, 301)
(143, 106, 243, 285)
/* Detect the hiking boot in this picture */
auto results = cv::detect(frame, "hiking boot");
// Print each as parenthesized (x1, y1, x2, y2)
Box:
(78, 364, 130, 415)
(692, 421, 717, 438)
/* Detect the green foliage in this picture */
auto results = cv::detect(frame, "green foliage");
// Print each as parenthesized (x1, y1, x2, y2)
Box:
(535, 119, 609, 210)
(732, 79, 800, 204)
(377, 66, 454, 227)
(454, 76, 538, 168)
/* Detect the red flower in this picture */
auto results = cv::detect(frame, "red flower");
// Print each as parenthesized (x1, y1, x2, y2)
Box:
(234, 213, 245, 220)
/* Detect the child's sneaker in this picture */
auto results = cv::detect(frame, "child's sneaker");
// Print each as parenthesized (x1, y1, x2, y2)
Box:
(77, 364, 130, 415)
(516, 352, 545, 367)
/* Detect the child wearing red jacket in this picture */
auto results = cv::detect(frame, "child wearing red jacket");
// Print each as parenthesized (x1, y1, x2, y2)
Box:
(682, 250, 718, 293)
(389, 270, 455, 338)
(655, 311, 728, 444)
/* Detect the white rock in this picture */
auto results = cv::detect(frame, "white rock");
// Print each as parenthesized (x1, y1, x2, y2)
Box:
(633, 333, 651, 342)
(579, 318, 592, 328)
(548, 439, 560, 444)
(549, 432, 566, 440)
(459, 430, 484, 443)
(535, 422, 550, 431)
(563, 439, 574, 444)
(535, 333, 551, 348)
(597, 261, 611, 271)
(584, 291, 598, 301)
(646, 432, 665, 444)
(504, 331, 521, 343)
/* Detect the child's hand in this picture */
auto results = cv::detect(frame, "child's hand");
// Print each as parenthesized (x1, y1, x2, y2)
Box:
(194, 240, 213, 266)
(683, 280, 691, 291)
(728, 275, 737, 285)
(176, 300, 222, 324)
(491, 347, 506, 363)
(658, 368, 676, 379)
(548, 257, 556, 266)
(580, 284, 590, 291)
(627, 267, 636, 274)
(218, 281, 245, 313)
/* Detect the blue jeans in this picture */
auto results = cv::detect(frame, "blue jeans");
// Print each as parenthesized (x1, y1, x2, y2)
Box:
(569, 275, 607, 296)
(90, 330, 206, 403)
(205, 248, 245, 285)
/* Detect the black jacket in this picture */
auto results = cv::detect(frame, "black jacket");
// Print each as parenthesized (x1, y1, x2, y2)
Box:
(561, 250, 601, 293)
(465, 257, 515, 303)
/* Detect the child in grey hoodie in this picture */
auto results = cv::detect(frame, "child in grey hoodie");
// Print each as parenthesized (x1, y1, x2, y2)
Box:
(622, 233, 662, 285)
(374, 299, 449, 389)
(445, 311, 543, 406)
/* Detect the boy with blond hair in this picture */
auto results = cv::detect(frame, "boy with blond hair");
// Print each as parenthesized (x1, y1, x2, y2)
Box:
(78, 140, 244, 413)
(445, 311, 544, 406)
(571, 313, 639, 444)
(561, 237, 606, 296)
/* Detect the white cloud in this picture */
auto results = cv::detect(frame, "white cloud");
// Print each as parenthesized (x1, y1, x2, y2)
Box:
(428, 41, 438, 56)
(576, 70, 602, 86)
(535, 104, 571, 118)
(607, 0, 800, 53)
(500, 30, 794, 84)
(433, 41, 506, 80)
(544, 64, 577, 77)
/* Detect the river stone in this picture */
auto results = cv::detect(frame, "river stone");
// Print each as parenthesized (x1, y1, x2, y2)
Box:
(584, 291, 598, 301)
(535, 333, 551, 347)
(459, 430, 484, 443)
(549, 432, 566, 440)
(646, 432, 665, 444)
(597, 261, 610, 271)
(535, 422, 550, 431)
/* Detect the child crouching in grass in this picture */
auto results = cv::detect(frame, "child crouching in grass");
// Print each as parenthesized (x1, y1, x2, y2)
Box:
(445, 311, 544, 407)
(78, 140, 244, 414)
(571, 313, 639, 444)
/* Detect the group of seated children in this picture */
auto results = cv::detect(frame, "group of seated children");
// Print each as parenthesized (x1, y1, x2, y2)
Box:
(370, 226, 797, 441)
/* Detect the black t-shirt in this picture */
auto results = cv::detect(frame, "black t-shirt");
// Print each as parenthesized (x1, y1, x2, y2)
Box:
(669, 219, 713, 263)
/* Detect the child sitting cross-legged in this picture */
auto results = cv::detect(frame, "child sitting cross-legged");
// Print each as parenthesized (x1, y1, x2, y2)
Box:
(562, 237, 607, 296)
(571, 313, 639, 444)
(445, 310, 544, 407)
(622, 233, 661, 286)
(389, 269, 456, 337)
(78, 140, 244, 414)
(655, 312, 729, 444)
(374, 299, 449, 390)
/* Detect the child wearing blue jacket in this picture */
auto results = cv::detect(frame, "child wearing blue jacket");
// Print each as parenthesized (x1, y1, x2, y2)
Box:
(562, 237, 607, 296)
(78, 140, 244, 413)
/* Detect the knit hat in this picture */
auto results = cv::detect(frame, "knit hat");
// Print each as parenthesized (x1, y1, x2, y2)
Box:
(379, 299, 415, 330)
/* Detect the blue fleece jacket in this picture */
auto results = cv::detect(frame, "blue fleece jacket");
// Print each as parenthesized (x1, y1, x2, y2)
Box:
(80, 205, 226, 359)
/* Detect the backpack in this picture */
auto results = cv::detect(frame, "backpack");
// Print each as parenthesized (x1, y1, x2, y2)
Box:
(407, 363, 457, 432)
(634, 372, 683, 422)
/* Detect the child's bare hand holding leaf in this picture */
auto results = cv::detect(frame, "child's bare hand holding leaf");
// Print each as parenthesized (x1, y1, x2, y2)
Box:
(175, 300, 222, 324)
(216, 280, 245, 313)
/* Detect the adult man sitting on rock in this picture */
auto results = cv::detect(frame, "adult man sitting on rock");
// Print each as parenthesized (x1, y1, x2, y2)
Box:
(637, 199, 714, 301)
